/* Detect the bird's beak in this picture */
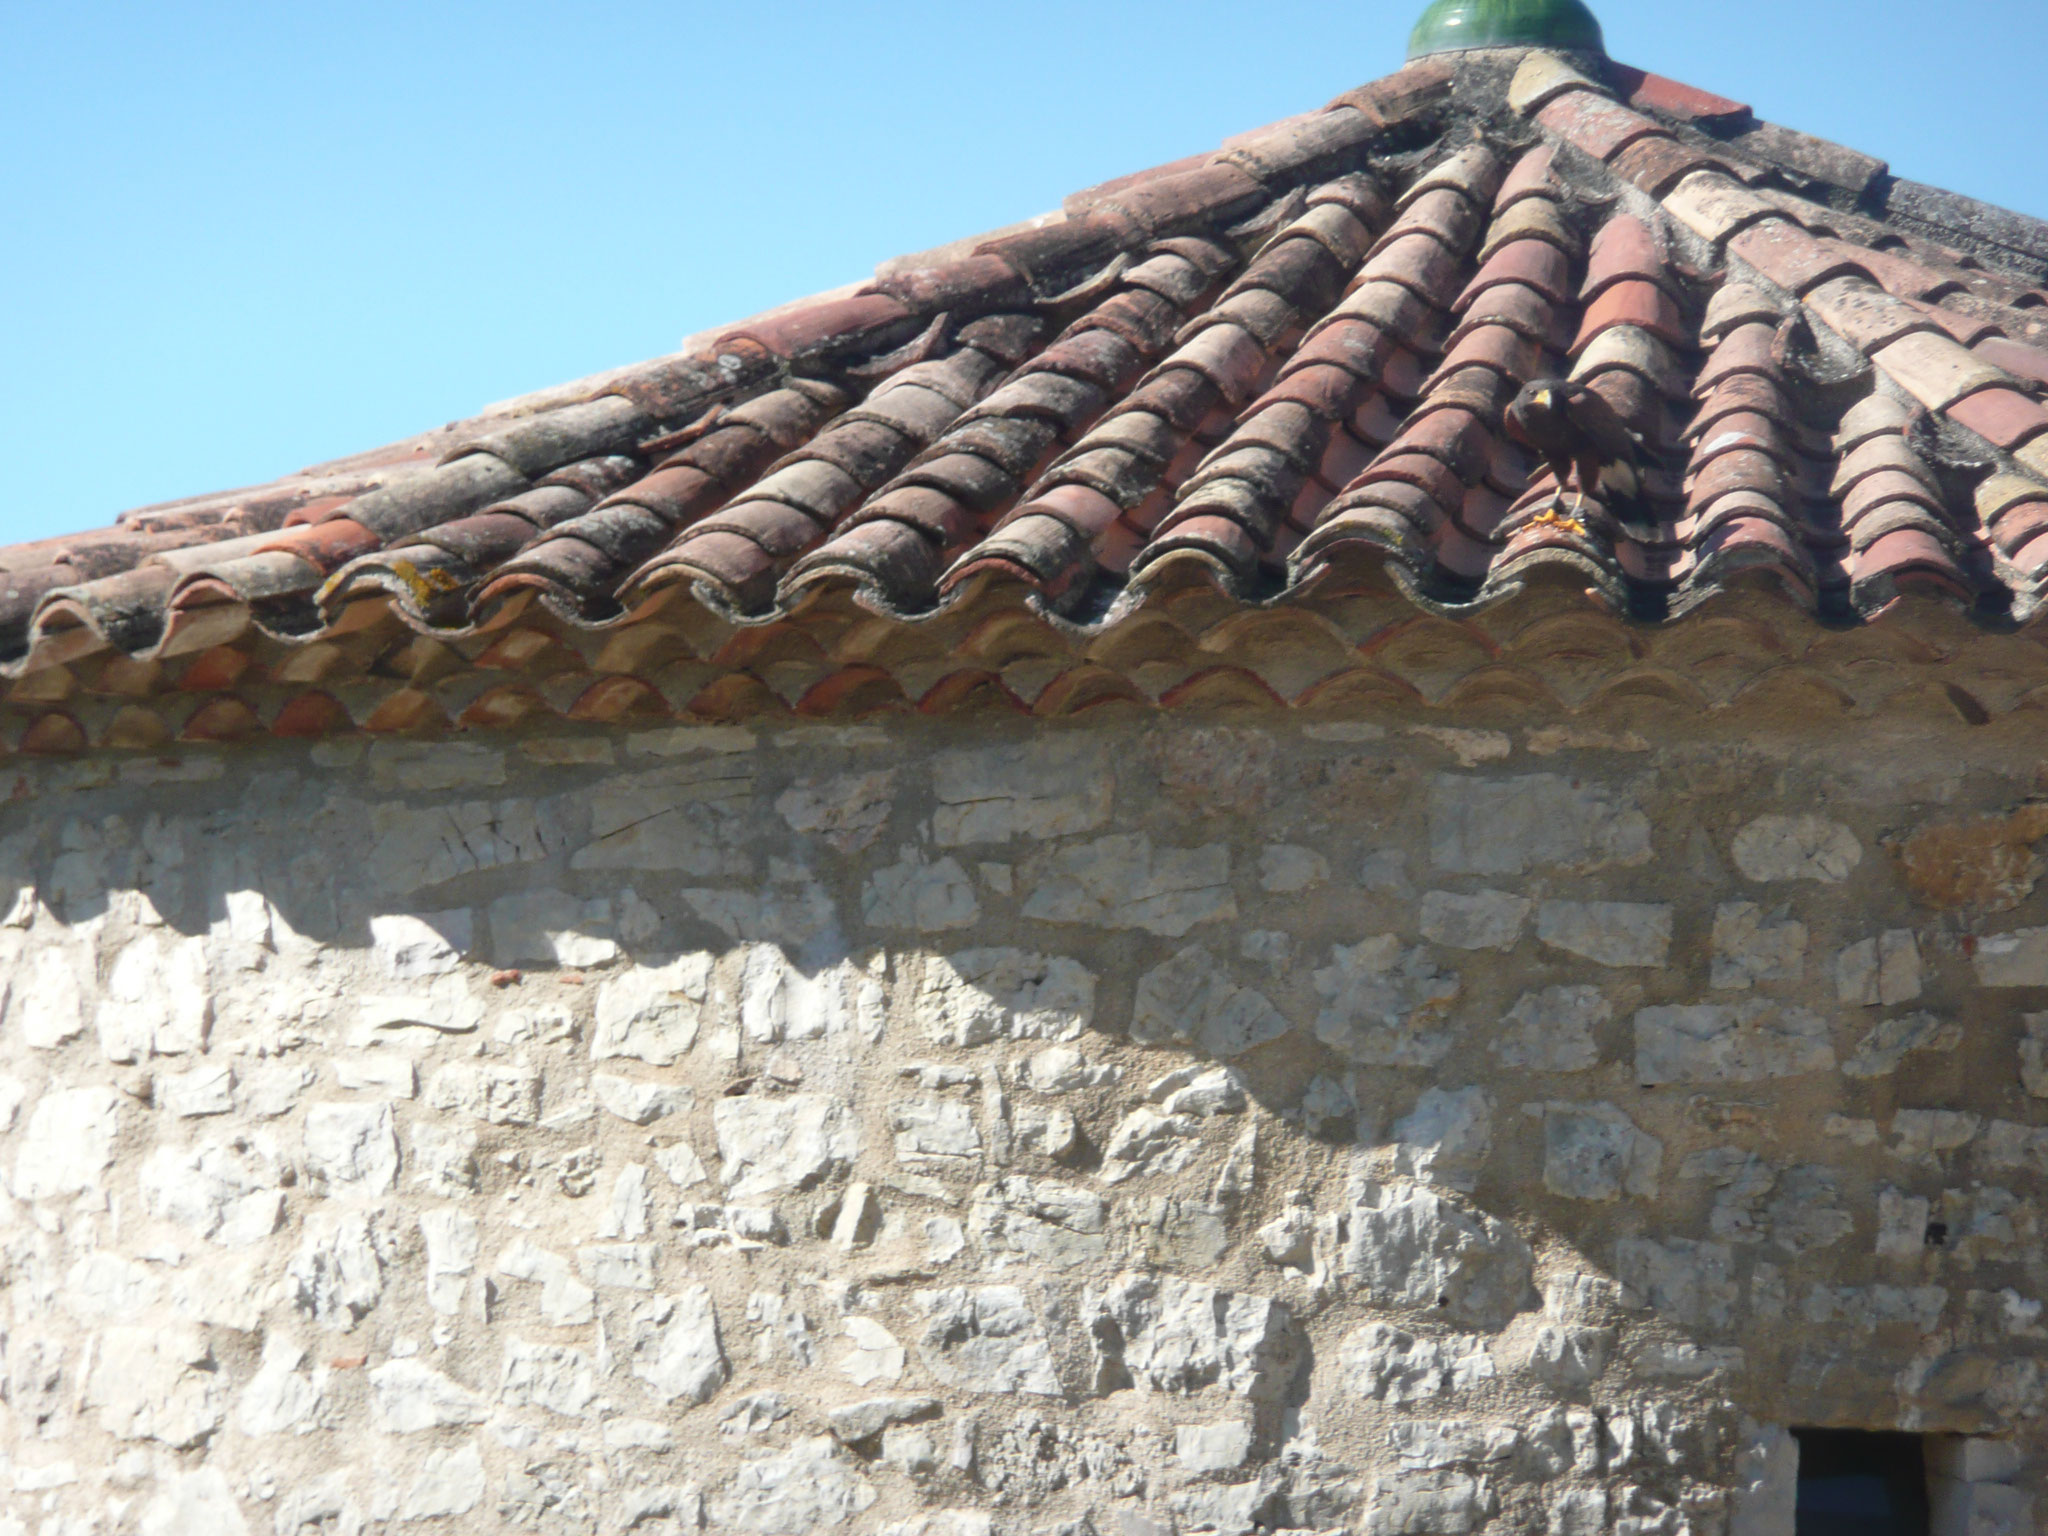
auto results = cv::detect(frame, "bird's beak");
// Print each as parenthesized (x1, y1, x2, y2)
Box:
(1535, 388, 1555, 408)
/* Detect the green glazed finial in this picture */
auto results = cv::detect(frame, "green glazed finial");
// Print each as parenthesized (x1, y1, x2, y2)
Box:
(1407, 0, 1606, 59)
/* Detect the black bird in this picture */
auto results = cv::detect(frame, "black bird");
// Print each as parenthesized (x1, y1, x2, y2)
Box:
(1505, 377, 1660, 519)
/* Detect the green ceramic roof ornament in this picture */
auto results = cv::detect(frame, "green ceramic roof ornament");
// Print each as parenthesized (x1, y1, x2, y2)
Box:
(1407, 0, 1606, 59)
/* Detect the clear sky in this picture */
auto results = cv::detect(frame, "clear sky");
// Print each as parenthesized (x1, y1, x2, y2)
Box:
(5, 0, 2045, 547)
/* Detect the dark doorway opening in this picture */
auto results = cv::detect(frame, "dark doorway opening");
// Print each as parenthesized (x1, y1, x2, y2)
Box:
(1794, 1429, 1930, 1536)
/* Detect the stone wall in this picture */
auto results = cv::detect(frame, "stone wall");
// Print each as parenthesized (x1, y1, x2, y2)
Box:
(0, 710, 2043, 1535)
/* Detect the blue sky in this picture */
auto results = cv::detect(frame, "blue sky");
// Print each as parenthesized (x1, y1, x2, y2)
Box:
(4, 0, 2045, 546)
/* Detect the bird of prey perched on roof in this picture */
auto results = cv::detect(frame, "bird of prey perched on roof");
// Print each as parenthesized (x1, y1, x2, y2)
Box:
(1505, 377, 1662, 518)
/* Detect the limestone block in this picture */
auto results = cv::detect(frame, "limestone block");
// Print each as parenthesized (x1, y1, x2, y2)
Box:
(1711, 903, 1808, 989)
(1634, 1001, 1835, 1083)
(713, 1092, 861, 1199)
(1389, 1086, 1493, 1192)
(489, 888, 619, 968)
(915, 1285, 1061, 1395)
(497, 1237, 596, 1325)
(334, 1054, 416, 1098)
(706, 1436, 879, 1534)
(1367, 1470, 1498, 1536)
(1261, 844, 1330, 893)
(1419, 890, 1532, 952)
(303, 1100, 401, 1194)
(1342, 1183, 1535, 1327)
(426, 1061, 542, 1126)
(161, 1060, 235, 1117)
(355, 974, 486, 1037)
(369, 741, 506, 792)
(1101, 1107, 1203, 1184)
(499, 1338, 598, 1417)
(1616, 1238, 1737, 1329)
(917, 949, 1094, 1045)
(141, 1136, 284, 1246)
(289, 1209, 386, 1330)
(841, 1316, 906, 1386)
(237, 1338, 326, 1436)
(1533, 1102, 1662, 1200)
(1803, 1285, 1948, 1332)
(96, 932, 211, 1061)
(1130, 945, 1288, 1058)
(1537, 901, 1672, 968)
(420, 1206, 479, 1314)
(1021, 833, 1235, 938)
(63, 1251, 161, 1324)
(369, 796, 573, 891)
(592, 954, 712, 1064)
(1018, 1044, 1118, 1092)
(1843, 1011, 1963, 1079)
(139, 1468, 249, 1536)
(14, 1083, 119, 1200)
(1523, 1323, 1612, 1389)
(1767, 1166, 1855, 1254)
(1089, 1272, 1299, 1399)
(578, 1241, 656, 1291)
(1891, 1109, 1982, 1164)
(593, 1073, 693, 1125)
(738, 946, 885, 1044)
(778, 768, 898, 853)
(1313, 937, 1460, 1067)
(4, 933, 89, 1048)
(1879, 1187, 1933, 1258)
(1930, 1480, 2035, 1536)
(599, 1162, 654, 1240)
(399, 1442, 486, 1521)
(1492, 986, 1609, 1072)
(628, 1287, 729, 1405)
(1150, 1063, 1249, 1118)
(570, 764, 752, 876)
(931, 739, 1112, 845)
(85, 1326, 222, 1447)
(967, 1176, 1109, 1268)
(1977, 928, 2048, 988)
(1427, 773, 1651, 875)
(410, 1121, 480, 1196)
(893, 1095, 984, 1169)
(1731, 814, 1862, 883)
(1177, 1419, 1254, 1472)
(369, 910, 472, 978)
(1837, 929, 1923, 1005)
(1926, 1437, 2025, 1484)
(864, 849, 982, 932)
(1387, 1420, 1519, 1469)
(829, 1395, 940, 1445)
(1341, 1323, 1498, 1402)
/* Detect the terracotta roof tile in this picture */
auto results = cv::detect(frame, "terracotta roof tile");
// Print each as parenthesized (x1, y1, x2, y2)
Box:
(15, 44, 2048, 740)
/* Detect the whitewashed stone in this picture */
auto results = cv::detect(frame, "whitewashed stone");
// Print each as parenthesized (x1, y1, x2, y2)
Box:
(490, 888, 618, 967)
(161, 1060, 234, 1118)
(1313, 937, 1460, 1067)
(892, 1095, 983, 1168)
(1842, 1011, 1963, 1079)
(967, 1176, 1109, 1268)
(917, 949, 1094, 1045)
(500, 1339, 598, 1417)
(1492, 986, 1608, 1072)
(85, 1325, 222, 1447)
(370, 911, 471, 978)
(142, 1136, 283, 1246)
(1731, 814, 1861, 883)
(139, 1468, 250, 1536)
(778, 769, 897, 852)
(399, 1442, 485, 1521)
(5, 936, 88, 1048)
(570, 765, 751, 876)
(14, 1083, 119, 1199)
(1341, 1323, 1497, 1402)
(238, 1339, 325, 1435)
(1837, 930, 1923, 1005)
(1130, 945, 1289, 1058)
(1419, 890, 1531, 951)
(915, 1285, 1061, 1395)
(97, 932, 211, 1061)
(713, 1092, 861, 1198)
(707, 1436, 878, 1534)
(303, 1100, 400, 1194)
(841, 1316, 907, 1386)
(591, 953, 711, 1063)
(1537, 901, 1672, 968)
(1533, 1102, 1662, 1200)
(1021, 833, 1235, 938)
(1343, 1183, 1535, 1327)
(1090, 1273, 1298, 1398)
(289, 1209, 385, 1329)
(1634, 1001, 1834, 1083)
(1260, 844, 1330, 893)
(864, 849, 981, 931)
(932, 740, 1112, 845)
(497, 1237, 596, 1325)
(1389, 1086, 1492, 1192)
(1711, 903, 1807, 989)
(629, 1287, 729, 1404)
(1616, 1238, 1737, 1329)
(1975, 927, 2048, 987)
(594, 1072, 693, 1125)
(426, 1061, 541, 1125)
(421, 1206, 479, 1314)
(1428, 774, 1650, 875)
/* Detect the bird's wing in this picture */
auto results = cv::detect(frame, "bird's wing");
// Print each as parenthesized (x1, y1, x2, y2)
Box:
(1561, 380, 1655, 463)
